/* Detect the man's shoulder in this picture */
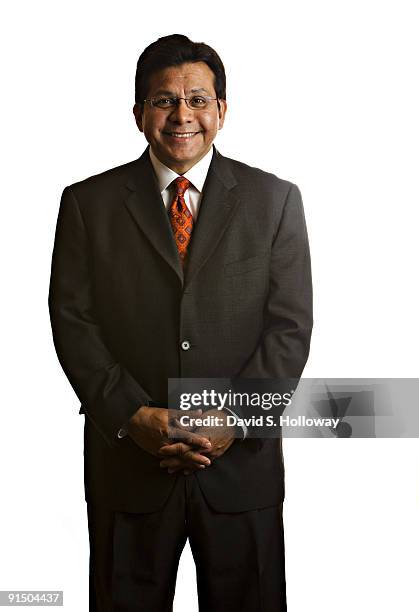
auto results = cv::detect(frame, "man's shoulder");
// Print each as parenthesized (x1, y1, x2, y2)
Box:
(67, 158, 141, 199)
(217, 151, 295, 195)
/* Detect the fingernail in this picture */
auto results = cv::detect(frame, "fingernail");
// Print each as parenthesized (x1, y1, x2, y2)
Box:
(199, 465, 206, 469)
(204, 441, 211, 448)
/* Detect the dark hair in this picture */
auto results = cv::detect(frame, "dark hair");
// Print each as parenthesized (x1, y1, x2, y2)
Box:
(135, 34, 226, 105)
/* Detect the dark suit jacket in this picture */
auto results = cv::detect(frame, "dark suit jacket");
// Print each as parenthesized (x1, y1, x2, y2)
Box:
(48, 146, 313, 513)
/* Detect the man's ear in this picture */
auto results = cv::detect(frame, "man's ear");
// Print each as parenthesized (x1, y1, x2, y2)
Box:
(133, 103, 144, 132)
(217, 99, 227, 130)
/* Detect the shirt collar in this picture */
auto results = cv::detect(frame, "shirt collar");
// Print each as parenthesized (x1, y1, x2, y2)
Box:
(149, 146, 214, 194)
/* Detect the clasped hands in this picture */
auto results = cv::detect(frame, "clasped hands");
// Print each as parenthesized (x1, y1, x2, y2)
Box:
(127, 406, 236, 475)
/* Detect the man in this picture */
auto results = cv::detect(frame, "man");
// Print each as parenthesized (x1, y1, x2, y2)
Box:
(49, 34, 312, 611)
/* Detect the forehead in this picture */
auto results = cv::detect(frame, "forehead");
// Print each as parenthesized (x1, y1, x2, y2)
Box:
(147, 62, 216, 95)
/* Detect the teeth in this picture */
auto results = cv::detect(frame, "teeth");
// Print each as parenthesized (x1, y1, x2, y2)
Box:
(169, 132, 196, 138)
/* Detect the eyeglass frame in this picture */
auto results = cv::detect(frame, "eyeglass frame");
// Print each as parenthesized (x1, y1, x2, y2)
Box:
(143, 95, 219, 110)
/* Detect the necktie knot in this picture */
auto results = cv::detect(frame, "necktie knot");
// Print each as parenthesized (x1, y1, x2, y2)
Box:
(175, 176, 190, 197)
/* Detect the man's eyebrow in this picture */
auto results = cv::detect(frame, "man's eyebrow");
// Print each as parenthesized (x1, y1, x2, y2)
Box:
(151, 90, 176, 96)
(150, 87, 211, 96)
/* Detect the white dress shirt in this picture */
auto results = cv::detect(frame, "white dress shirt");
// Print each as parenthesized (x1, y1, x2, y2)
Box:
(149, 145, 213, 219)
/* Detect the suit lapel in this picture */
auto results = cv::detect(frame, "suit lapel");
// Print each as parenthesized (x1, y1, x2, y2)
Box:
(185, 149, 241, 287)
(123, 147, 241, 287)
(123, 148, 183, 282)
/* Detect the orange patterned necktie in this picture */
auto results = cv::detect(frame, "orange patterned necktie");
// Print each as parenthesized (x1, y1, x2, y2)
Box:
(169, 177, 194, 265)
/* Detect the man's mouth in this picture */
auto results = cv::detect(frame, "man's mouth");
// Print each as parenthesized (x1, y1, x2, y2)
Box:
(163, 131, 200, 139)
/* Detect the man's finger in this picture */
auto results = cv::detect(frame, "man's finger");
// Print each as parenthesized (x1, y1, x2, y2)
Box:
(158, 442, 190, 456)
(167, 429, 212, 449)
(182, 430, 212, 448)
(159, 447, 211, 465)
(183, 449, 211, 465)
(159, 443, 211, 463)
(160, 457, 207, 469)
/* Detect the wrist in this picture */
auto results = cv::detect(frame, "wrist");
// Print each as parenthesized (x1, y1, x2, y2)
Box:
(128, 404, 150, 428)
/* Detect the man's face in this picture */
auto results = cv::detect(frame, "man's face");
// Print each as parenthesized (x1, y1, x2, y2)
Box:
(134, 62, 227, 174)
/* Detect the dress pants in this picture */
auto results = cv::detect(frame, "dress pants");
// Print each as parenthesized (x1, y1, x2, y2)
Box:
(87, 474, 286, 612)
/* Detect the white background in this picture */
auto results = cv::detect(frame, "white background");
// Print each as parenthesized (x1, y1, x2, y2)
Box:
(1, 1, 419, 610)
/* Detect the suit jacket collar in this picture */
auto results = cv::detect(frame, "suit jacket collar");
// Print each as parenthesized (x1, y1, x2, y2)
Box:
(123, 146, 240, 287)
(149, 145, 214, 194)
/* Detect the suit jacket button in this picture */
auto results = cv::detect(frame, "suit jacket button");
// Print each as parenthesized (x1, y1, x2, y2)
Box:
(181, 340, 191, 351)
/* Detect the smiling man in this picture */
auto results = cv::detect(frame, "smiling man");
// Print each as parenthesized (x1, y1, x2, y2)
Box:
(135, 61, 226, 173)
(49, 34, 313, 611)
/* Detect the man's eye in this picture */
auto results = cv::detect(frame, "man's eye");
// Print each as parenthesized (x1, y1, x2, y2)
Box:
(155, 97, 175, 107)
(190, 96, 207, 107)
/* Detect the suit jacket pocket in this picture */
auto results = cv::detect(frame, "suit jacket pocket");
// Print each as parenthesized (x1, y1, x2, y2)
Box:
(224, 252, 269, 277)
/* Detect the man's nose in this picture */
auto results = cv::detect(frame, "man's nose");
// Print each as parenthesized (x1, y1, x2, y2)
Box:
(168, 99, 193, 123)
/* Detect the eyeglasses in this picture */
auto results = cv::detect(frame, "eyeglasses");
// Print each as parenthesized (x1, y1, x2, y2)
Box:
(144, 95, 218, 110)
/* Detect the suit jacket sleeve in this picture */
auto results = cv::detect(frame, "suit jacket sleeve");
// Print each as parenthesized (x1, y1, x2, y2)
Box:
(48, 186, 152, 447)
(237, 183, 313, 379)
